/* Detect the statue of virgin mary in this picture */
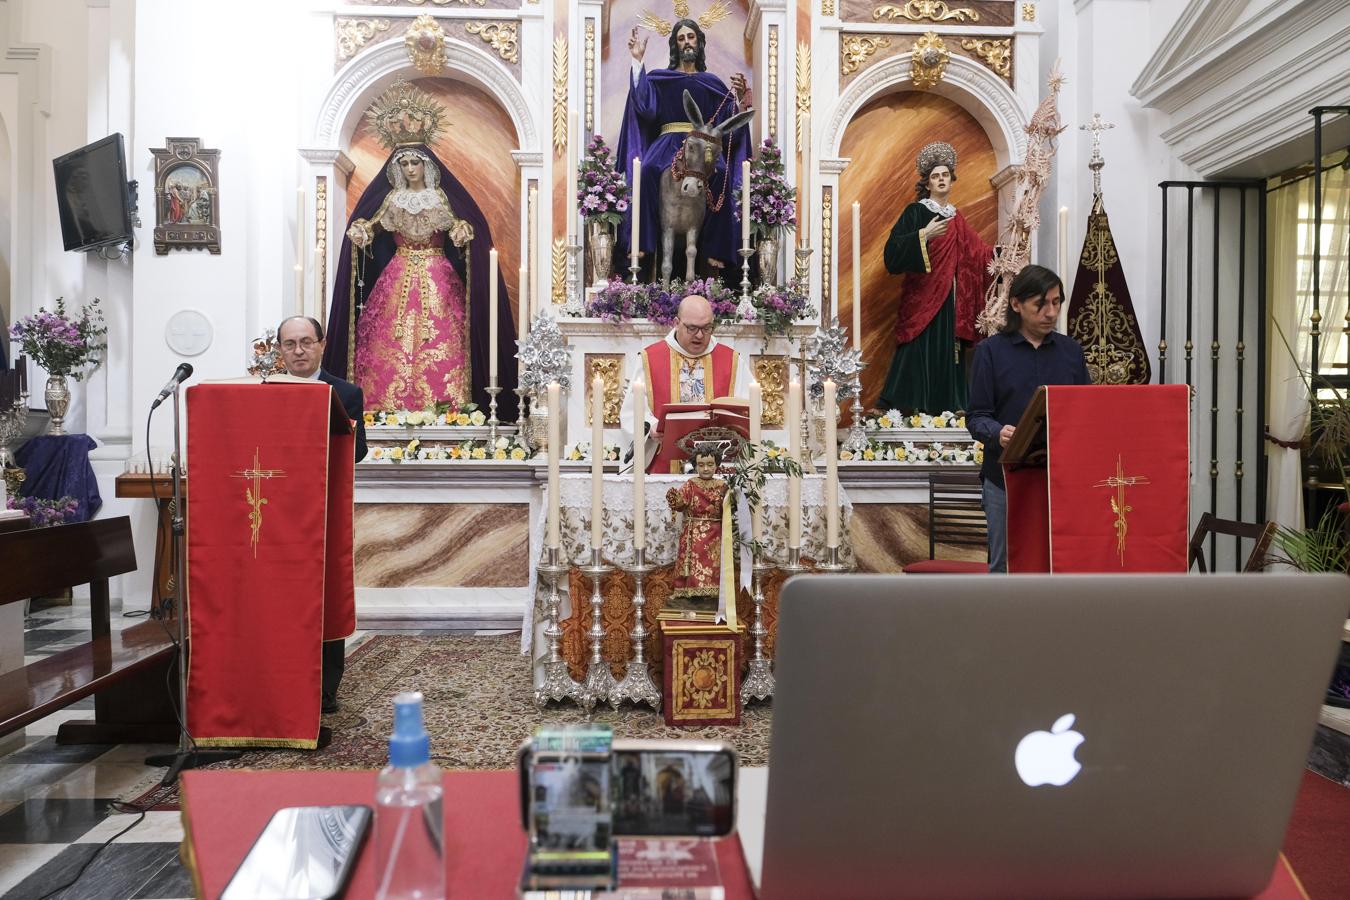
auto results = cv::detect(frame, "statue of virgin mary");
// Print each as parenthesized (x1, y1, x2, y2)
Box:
(322, 82, 518, 417)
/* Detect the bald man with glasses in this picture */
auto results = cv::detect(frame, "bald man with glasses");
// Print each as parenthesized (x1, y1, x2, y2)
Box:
(621, 295, 747, 473)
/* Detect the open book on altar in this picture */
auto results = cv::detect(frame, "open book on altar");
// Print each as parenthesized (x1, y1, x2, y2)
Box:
(654, 397, 750, 474)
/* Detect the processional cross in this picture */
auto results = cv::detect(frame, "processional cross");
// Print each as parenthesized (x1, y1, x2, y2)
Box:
(1092, 454, 1148, 566)
(233, 447, 287, 557)
(1080, 112, 1115, 195)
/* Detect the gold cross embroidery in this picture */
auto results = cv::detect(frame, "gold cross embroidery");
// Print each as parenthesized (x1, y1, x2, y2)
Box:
(1092, 455, 1149, 566)
(233, 447, 287, 558)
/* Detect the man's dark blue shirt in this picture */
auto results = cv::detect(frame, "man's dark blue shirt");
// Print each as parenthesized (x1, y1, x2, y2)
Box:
(967, 330, 1089, 488)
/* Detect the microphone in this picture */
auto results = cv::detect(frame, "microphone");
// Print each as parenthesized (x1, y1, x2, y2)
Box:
(150, 363, 194, 410)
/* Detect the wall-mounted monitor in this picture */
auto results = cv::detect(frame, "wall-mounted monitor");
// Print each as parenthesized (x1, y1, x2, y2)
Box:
(52, 133, 135, 252)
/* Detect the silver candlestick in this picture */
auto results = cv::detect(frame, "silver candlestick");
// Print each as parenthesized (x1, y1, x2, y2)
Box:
(778, 545, 810, 578)
(740, 558, 776, 704)
(814, 543, 852, 573)
(794, 339, 815, 473)
(565, 242, 583, 311)
(629, 259, 640, 285)
(579, 545, 617, 712)
(534, 545, 583, 708)
(485, 384, 502, 448)
(794, 245, 812, 284)
(610, 546, 661, 711)
(842, 370, 869, 454)
(739, 246, 754, 304)
(514, 386, 532, 452)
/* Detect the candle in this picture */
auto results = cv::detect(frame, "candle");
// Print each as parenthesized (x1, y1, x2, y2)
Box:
(630, 157, 641, 273)
(293, 264, 304, 316)
(800, 112, 811, 246)
(591, 374, 605, 551)
(631, 378, 646, 550)
(488, 248, 499, 383)
(518, 266, 530, 342)
(1057, 206, 1070, 333)
(824, 379, 839, 549)
(528, 186, 538, 318)
(741, 158, 752, 251)
(787, 379, 802, 550)
(749, 380, 764, 540)
(851, 201, 862, 351)
(567, 110, 579, 243)
(547, 382, 561, 549)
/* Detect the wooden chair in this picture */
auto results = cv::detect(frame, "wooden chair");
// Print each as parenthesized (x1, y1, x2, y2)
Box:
(1187, 513, 1277, 573)
(904, 471, 989, 574)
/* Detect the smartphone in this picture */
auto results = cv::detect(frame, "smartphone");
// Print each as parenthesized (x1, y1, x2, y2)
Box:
(221, 804, 372, 900)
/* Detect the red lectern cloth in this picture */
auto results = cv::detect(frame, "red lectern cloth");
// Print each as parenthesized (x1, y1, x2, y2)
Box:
(1045, 384, 1190, 572)
(324, 429, 356, 641)
(1006, 467, 1051, 573)
(186, 382, 349, 749)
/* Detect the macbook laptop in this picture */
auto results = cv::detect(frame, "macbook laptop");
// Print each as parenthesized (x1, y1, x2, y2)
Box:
(756, 574, 1348, 899)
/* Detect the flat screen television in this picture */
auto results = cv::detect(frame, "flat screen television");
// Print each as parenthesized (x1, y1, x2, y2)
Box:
(52, 133, 135, 252)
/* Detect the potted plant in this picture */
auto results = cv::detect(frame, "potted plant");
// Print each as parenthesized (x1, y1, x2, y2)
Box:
(9, 298, 107, 435)
(577, 135, 630, 285)
(745, 138, 797, 286)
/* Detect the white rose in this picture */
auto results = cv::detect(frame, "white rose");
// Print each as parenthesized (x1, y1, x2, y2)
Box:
(495, 436, 509, 450)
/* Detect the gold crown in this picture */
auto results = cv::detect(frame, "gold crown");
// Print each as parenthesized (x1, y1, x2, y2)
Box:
(365, 81, 446, 150)
(638, 0, 733, 36)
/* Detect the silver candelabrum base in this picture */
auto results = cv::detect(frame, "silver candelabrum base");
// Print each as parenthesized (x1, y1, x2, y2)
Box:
(609, 547, 661, 711)
(485, 384, 502, 448)
(578, 546, 618, 712)
(534, 546, 583, 708)
(740, 559, 776, 704)
(842, 371, 869, 454)
(814, 544, 852, 573)
(777, 545, 811, 577)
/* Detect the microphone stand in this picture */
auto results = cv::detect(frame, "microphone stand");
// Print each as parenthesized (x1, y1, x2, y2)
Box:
(145, 380, 240, 784)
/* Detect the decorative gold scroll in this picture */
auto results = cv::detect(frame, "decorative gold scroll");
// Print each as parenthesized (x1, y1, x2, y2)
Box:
(795, 42, 811, 149)
(585, 355, 626, 426)
(1022, 2, 1037, 22)
(585, 20, 596, 131)
(551, 238, 567, 305)
(821, 187, 833, 310)
(369, 0, 485, 5)
(767, 26, 779, 141)
(960, 37, 1010, 78)
(552, 35, 567, 153)
(751, 356, 787, 425)
(910, 32, 950, 89)
(841, 35, 891, 77)
(336, 18, 391, 62)
(466, 21, 519, 64)
(315, 177, 328, 326)
(874, 1, 980, 23)
(405, 15, 446, 75)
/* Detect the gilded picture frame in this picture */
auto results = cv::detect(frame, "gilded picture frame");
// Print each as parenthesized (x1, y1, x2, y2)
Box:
(151, 137, 221, 255)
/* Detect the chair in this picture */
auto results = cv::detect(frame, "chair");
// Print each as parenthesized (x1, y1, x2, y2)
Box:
(903, 471, 989, 574)
(1187, 513, 1277, 573)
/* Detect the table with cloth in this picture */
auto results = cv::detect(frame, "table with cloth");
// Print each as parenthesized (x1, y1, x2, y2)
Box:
(14, 433, 101, 521)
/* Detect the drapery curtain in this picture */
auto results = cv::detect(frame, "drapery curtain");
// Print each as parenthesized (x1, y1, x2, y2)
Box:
(1266, 162, 1350, 531)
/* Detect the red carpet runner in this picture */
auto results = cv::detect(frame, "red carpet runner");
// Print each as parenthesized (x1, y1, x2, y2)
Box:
(1283, 771, 1350, 899)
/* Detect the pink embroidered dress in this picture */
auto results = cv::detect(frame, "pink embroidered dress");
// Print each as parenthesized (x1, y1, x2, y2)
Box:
(352, 182, 471, 412)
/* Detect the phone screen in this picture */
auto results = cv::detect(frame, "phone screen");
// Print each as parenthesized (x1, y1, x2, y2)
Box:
(221, 805, 372, 900)
(610, 748, 736, 837)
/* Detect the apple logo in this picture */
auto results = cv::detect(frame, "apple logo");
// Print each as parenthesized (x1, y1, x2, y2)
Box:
(1014, 713, 1085, 787)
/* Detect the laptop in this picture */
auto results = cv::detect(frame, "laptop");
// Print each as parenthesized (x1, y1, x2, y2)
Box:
(756, 574, 1348, 899)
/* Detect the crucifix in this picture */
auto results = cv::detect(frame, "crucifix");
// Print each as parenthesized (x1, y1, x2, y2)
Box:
(1080, 112, 1115, 195)
(1093, 454, 1149, 566)
(233, 447, 287, 557)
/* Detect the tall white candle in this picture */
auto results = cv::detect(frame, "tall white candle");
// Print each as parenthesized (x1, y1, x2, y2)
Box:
(296, 184, 307, 316)
(852, 201, 862, 351)
(800, 113, 811, 246)
(1057, 206, 1070, 333)
(824, 379, 839, 549)
(749, 380, 764, 540)
(547, 382, 562, 549)
(591, 374, 605, 551)
(567, 110, 580, 243)
(741, 158, 752, 250)
(528, 186, 539, 318)
(488, 248, 499, 383)
(518, 266, 530, 342)
(632, 378, 646, 550)
(630, 157, 642, 273)
(294, 264, 304, 316)
(787, 379, 802, 550)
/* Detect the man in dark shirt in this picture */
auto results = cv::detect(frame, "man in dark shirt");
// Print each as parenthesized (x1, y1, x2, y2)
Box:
(967, 265, 1089, 572)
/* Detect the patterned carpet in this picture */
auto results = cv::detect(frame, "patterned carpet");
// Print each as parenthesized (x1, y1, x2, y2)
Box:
(138, 633, 772, 807)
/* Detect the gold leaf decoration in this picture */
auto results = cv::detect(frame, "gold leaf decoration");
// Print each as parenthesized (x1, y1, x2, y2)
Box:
(960, 37, 1011, 79)
(767, 26, 779, 141)
(910, 31, 950, 89)
(584, 20, 596, 131)
(336, 18, 391, 62)
(874, 1, 980, 23)
(586, 356, 625, 425)
(840, 34, 891, 77)
(638, 11, 674, 36)
(752, 356, 787, 425)
(551, 238, 567, 305)
(821, 188, 833, 310)
(552, 35, 567, 154)
(1022, 2, 1037, 22)
(405, 15, 446, 76)
(698, 0, 732, 30)
(795, 42, 811, 148)
(466, 21, 519, 64)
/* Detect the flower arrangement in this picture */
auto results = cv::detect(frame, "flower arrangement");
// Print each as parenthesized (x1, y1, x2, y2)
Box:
(368, 435, 532, 462)
(745, 138, 797, 241)
(9, 298, 108, 380)
(839, 439, 983, 465)
(561, 442, 624, 462)
(585, 279, 662, 324)
(582, 277, 739, 326)
(865, 409, 969, 430)
(672, 277, 740, 324)
(750, 277, 814, 338)
(6, 495, 80, 527)
(364, 403, 487, 427)
(577, 135, 630, 229)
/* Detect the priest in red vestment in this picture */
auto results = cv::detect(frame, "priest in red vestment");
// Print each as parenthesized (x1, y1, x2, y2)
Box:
(621, 295, 747, 473)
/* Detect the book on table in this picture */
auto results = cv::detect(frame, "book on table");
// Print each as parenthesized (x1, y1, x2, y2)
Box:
(654, 397, 750, 474)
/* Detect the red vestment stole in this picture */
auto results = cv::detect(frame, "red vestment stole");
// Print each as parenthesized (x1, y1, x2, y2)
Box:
(893, 210, 991, 345)
(642, 341, 738, 474)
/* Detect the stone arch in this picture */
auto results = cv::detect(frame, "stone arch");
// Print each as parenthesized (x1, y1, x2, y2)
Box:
(823, 54, 1027, 168)
(313, 37, 537, 151)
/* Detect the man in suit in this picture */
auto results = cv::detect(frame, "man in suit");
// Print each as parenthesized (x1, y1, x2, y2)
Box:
(278, 316, 367, 715)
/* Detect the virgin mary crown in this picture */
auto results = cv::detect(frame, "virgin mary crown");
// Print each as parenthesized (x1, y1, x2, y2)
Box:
(366, 81, 446, 150)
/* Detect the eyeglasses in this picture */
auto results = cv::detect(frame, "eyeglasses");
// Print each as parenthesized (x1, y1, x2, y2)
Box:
(679, 321, 715, 337)
(281, 338, 320, 352)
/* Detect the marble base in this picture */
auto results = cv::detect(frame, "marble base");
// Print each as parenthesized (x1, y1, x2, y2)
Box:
(355, 502, 529, 588)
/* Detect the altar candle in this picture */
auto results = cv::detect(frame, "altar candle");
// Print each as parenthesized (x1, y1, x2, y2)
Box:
(630, 157, 642, 273)
(749, 380, 764, 540)
(824, 379, 839, 549)
(741, 158, 752, 251)
(528, 186, 539, 318)
(591, 374, 605, 551)
(485, 249, 498, 382)
(567, 110, 579, 243)
(632, 378, 646, 550)
(1057, 205, 1070, 331)
(518, 266, 529, 343)
(851, 201, 862, 351)
(294, 264, 304, 316)
(547, 381, 562, 549)
(787, 379, 802, 550)
(800, 112, 811, 246)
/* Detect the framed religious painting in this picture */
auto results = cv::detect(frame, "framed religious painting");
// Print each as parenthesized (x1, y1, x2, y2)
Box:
(151, 137, 221, 254)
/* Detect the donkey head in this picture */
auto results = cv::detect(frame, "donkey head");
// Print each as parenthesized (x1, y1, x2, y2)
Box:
(676, 90, 756, 198)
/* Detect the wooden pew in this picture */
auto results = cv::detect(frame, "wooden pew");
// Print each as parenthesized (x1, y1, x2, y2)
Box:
(0, 515, 179, 743)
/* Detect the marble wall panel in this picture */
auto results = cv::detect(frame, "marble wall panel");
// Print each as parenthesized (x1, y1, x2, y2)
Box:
(355, 502, 530, 587)
(839, 0, 1014, 27)
(850, 502, 986, 571)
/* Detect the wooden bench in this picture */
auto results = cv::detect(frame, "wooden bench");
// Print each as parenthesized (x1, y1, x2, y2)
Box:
(0, 515, 179, 743)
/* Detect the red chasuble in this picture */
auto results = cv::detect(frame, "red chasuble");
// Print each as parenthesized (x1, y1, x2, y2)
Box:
(186, 382, 355, 749)
(642, 341, 739, 474)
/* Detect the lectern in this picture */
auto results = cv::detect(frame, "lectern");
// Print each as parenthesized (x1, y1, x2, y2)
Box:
(185, 381, 355, 749)
(1001, 384, 1189, 573)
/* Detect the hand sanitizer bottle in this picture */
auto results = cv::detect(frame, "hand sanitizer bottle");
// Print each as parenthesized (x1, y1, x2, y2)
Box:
(374, 692, 445, 900)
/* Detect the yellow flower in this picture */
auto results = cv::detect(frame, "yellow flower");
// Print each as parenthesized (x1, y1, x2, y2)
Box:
(450, 446, 462, 459)
(956, 416, 966, 429)
(895, 447, 907, 460)
(389, 447, 403, 460)
(493, 448, 507, 460)
(510, 447, 527, 460)
(933, 416, 948, 429)
(472, 447, 486, 459)
(862, 448, 875, 461)
(455, 413, 471, 426)
(405, 411, 423, 426)
(878, 416, 893, 428)
(470, 410, 486, 426)
(766, 448, 780, 458)
(840, 450, 854, 461)
(909, 415, 922, 427)
(371, 447, 385, 460)
(362, 412, 375, 426)
(974, 450, 984, 464)
(568, 448, 583, 461)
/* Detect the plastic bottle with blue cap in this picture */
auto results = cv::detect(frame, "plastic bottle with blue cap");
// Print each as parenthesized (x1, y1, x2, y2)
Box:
(374, 691, 445, 899)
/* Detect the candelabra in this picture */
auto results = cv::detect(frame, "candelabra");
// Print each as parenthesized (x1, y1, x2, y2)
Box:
(842, 369, 869, 454)
(794, 338, 814, 473)
(579, 545, 617, 712)
(778, 544, 810, 578)
(794, 245, 812, 283)
(739, 558, 776, 704)
(513, 386, 532, 452)
(534, 545, 584, 708)
(739, 246, 754, 305)
(629, 259, 640, 285)
(610, 546, 661, 711)
(0, 391, 29, 473)
(814, 543, 852, 573)
(485, 384, 502, 448)
(564, 242, 584, 314)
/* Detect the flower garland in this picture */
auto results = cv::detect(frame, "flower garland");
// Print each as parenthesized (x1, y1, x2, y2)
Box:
(865, 409, 969, 430)
(9, 298, 108, 380)
(365, 403, 487, 427)
(368, 435, 532, 462)
(581, 276, 740, 325)
(6, 495, 81, 527)
(561, 442, 624, 462)
(840, 440, 984, 465)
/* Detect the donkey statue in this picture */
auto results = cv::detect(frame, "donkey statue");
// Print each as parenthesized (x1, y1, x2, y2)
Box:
(657, 89, 755, 287)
